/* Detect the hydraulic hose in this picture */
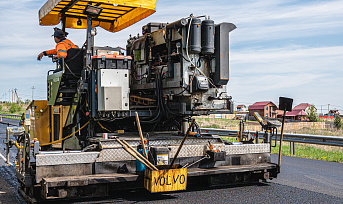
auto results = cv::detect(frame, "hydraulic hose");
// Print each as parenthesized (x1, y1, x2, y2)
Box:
(40, 121, 89, 146)
(15, 140, 23, 149)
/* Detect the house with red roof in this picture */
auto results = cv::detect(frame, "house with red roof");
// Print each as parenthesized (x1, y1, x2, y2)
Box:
(248, 101, 278, 118)
(293, 103, 314, 115)
(285, 109, 308, 121)
(236, 105, 247, 112)
(277, 103, 315, 121)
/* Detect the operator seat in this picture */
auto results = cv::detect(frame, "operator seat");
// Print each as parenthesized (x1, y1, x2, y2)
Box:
(64, 48, 85, 77)
(56, 48, 85, 105)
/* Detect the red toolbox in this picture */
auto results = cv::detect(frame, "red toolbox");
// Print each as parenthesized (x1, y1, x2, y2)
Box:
(92, 54, 132, 69)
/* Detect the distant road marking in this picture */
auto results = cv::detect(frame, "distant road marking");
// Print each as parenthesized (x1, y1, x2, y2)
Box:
(0, 153, 13, 166)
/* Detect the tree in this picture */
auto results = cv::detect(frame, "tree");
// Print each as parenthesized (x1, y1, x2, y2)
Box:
(307, 105, 318, 122)
(24, 99, 31, 104)
(9, 103, 21, 113)
(334, 115, 342, 129)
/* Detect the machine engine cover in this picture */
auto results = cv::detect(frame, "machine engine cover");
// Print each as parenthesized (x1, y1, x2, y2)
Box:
(97, 69, 129, 111)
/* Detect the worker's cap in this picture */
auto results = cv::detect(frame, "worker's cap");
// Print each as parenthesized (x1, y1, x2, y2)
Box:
(52, 30, 65, 38)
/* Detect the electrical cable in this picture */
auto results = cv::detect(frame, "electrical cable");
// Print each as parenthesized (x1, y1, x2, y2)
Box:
(40, 121, 89, 146)
(97, 121, 112, 132)
(140, 68, 163, 125)
(64, 63, 79, 78)
(185, 17, 195, 67)
(180, 53, 190, 62)
(139, 65, 182, 131)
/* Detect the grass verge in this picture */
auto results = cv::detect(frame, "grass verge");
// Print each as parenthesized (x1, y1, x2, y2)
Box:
(271, 142, 343, 163)
(1, 115, 21, 120)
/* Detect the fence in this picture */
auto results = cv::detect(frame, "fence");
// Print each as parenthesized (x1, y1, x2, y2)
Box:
(200, 128, 343, 154)
(201, 128, 343, 147)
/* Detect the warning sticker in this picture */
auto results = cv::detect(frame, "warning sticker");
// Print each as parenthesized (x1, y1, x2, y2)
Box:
(156, 154, 169, 165)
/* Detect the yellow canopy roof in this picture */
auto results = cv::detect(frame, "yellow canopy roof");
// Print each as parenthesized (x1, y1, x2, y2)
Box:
(39, 0, 157, 32)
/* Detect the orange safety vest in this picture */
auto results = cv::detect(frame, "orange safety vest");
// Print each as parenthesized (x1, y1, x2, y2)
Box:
(44, 38, 78, 58)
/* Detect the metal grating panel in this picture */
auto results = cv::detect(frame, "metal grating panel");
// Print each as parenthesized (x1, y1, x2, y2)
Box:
(36, 152, 99, 166)
(36, 144, 270, 166)
(169, 145, 207, 158)
(96, 148, 135, 162)
(100, 138, 221, 149)
(96, 143, 270, 162)
(225, 144, 270, 155)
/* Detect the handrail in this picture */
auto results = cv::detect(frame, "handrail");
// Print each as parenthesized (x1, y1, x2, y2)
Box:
(200, 128, 343, 147)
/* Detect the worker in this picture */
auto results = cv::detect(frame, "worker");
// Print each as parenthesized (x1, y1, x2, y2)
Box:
(37, 29, 77, 61)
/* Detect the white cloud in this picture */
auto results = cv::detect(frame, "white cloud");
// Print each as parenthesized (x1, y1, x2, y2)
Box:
(228, 44, 343, 110)
(231, 46, 343, 74)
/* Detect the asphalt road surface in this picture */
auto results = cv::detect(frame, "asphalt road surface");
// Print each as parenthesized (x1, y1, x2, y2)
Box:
(0, 118, 342, 203)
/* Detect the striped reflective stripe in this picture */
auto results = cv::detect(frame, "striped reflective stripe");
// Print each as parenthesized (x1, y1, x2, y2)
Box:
(61, 40, 73, 48)
(58, 49, 67, 53)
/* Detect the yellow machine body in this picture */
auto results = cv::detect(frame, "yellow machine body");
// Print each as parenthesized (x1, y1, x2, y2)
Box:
(27, 100, 70, 147)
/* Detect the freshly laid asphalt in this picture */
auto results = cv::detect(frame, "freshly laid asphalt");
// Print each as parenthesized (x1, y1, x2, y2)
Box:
(0, 118, 342, 203)
(271, 154, 343, 199)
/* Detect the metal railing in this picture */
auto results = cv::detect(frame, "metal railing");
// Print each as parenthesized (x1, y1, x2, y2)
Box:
(200, 128, 343, 147)
(0, 114, 21, 119)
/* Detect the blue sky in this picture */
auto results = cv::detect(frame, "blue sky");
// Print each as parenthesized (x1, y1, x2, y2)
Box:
(0, 0, 342, 113)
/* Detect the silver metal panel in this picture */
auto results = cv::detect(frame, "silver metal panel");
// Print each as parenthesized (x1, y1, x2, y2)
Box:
(103, 87, 122, 110)
(97, 69, 129, 111)
(100, 137, 221, 149)
(151, 138, 219, 146)
(36, 152, 99, 166)
(169, 145, 207, 158)
(36, 163, 93, 183)
(225, 144, 270, 155)
(36, 144, 270, 166)
(99, 140, 137, 149)
(97, 144, 208, 162)
(96, 148, 135, 162)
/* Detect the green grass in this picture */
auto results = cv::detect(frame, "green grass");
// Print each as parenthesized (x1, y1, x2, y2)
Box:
(1, 115, 21, 120)
(221, 136, 343, 163)
(222, 137, 240, 143)
(0, 104, 25, 116)
(271, 142, 343, 163)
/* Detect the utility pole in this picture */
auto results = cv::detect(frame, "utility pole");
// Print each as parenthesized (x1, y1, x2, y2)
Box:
(31, 86, 35, 101)
(14, 88, 20, 105)
(328, 104, 330, 114)
(8, 89, 10, 103)
(321, 105, 322, 114)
